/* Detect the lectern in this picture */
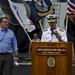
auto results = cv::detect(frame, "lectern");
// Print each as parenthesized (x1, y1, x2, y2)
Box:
(31, 42, 72, 75)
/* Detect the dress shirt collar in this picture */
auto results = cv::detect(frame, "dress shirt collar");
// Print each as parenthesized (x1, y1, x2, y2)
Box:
(48, 26, 58, 32)
(0, 27, 8, 31)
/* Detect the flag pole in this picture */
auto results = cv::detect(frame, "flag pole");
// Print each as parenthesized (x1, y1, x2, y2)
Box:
(22, 25, 32, 42)
(39, 19, 44, 32)
(65, 15, 68, 32)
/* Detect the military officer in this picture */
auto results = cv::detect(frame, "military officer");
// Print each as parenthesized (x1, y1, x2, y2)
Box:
(41, 14, 67, 42)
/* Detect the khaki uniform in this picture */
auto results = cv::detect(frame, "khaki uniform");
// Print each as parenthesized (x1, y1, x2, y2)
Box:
(41, 27, 67, 42)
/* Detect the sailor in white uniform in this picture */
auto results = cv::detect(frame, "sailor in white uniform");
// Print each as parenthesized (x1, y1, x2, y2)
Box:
(41, 14, 67, 42)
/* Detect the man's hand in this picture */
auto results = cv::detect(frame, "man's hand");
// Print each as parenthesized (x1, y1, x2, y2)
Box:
(52, 29, 64, 42)
(14, 51, 19, 61)
(53, 29, 61, 38)
(15, 55, 19, 61)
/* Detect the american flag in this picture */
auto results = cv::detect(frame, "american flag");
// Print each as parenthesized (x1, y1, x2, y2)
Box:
(67, 0, 75, 15)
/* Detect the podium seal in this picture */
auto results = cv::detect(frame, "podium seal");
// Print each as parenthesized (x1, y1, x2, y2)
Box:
(47, 57, 55, 67)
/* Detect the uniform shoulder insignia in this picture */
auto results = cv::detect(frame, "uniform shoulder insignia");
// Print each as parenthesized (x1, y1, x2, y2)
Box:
(44, 28, 48, 32)
(59, 28, 64, 32)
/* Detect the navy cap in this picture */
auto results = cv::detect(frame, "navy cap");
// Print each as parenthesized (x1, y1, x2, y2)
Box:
(46, 14, 59, 22)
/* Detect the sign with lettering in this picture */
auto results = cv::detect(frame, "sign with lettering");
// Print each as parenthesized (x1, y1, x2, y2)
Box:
(36, 46, 67, 55)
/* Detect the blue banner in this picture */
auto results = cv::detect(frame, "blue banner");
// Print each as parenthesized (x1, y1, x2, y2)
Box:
(32, 0, 54, 20)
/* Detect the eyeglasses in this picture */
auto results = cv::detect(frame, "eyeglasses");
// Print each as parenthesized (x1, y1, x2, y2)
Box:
(2, 21, 9, 23)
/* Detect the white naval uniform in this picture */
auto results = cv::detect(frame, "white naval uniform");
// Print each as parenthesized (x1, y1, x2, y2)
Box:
(41, 27, 67, 42)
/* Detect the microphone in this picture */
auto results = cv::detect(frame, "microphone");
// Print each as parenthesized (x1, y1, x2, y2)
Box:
(51, 28, 54, 35)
